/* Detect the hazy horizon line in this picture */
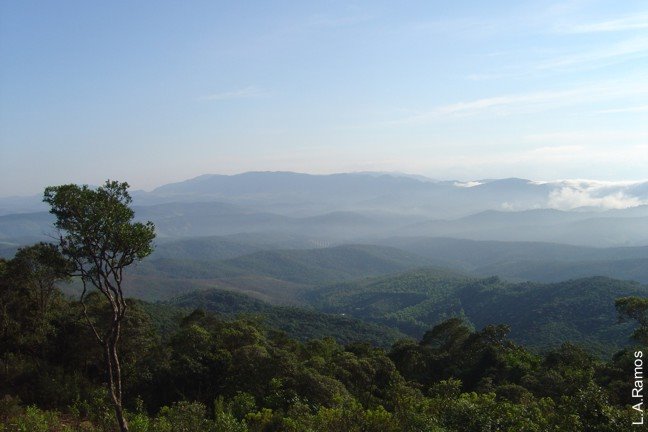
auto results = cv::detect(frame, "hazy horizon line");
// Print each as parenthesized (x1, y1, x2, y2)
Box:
(2, 170, 648, 200)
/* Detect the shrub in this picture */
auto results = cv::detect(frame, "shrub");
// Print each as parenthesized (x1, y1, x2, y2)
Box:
(4, 405, 58, 432)
(156, 401, 212, 432)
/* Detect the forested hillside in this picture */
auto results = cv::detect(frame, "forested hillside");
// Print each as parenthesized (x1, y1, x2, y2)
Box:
(60, 242, 648, 357)
(114, 244, 432, 302)
(2, 276, 646, 431)
(308, 270, 647, 357)
(167, 288, 406, 346)
(376, 237, 648, 283)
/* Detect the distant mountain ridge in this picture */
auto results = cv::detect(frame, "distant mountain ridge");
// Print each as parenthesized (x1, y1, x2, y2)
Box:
(3, 171, 646, 216)
(1, 171, 647, 248)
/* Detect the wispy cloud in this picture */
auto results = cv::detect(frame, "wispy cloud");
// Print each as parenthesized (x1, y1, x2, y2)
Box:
(454, 181, 483, 188)
(524, 130, 648, 144)
(595, 104, 648, 114)
(557, 12, 648, 33)
(385, 91, 570, 124)
(546, 179, 648, 210)
(304, 14, 374, 29)
(395, 17, 502, 39)
(548, 187, 645, 209)
(536, 36, 648, 71)
(383, 78, 648, 125)
(468, 36, 648, 81)
(261, 13, 374, 42)
(198, 86, 269, 101)
(545, 0, 590, 17)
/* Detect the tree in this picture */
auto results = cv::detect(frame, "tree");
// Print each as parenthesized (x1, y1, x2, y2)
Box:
(43, 180, 155, 432)
(615, 296, 648, 345)
(0, 243, 70, 357)
(10, 243, 70, 337)
(420, 317, 471, 352)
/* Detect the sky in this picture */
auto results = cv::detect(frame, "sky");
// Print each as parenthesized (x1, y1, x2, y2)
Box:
(1, 0, 647, 196)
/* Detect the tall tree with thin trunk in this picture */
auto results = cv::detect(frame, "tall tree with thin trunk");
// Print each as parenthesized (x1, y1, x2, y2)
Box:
(44, 180, 155, 432)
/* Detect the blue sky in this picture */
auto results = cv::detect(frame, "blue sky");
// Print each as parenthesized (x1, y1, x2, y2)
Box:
(1, 0, 647, 196)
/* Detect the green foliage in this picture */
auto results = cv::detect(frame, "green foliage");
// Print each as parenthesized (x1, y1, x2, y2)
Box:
(0, 243, 69, 353)
(1, 267, 643, 431)
(126, 412, 151, 432)
(156, 401, 211, 432)
(68, 387, 116, 430)
(140, 244, 429, 286)
(615, 296, 648, 344)
(310, 270, 648, 356)
(115, 243, 436, 304)
(43, 180, 157, 431)
(43, 181, 155, 266)
(4, 406, 59, 432)
(168, 288, 405, 347)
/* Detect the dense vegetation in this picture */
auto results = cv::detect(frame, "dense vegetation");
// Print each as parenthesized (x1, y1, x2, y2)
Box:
(117, 263, 648, 357)
(308, 270, 647, 357)
(118, 244, 429, 302)
(2, 247, 647, 431)
(378, 237, 648, 283)
(167, 289, 405, 347)
(102, 243, 648, 358)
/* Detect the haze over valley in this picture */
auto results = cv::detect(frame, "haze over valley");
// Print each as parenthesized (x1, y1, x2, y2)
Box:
(2, 170, 647, 358)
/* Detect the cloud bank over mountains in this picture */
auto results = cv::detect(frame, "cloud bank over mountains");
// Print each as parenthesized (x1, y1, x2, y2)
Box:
(543, 179, 647, 210)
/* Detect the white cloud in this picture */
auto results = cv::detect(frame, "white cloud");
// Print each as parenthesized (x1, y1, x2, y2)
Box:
(537, 36, 648, 71)
(558, 12, 648, 33)
(199, 86, 269, 101)
(383, 78, 648, 125)
(304, 14, 374, 29)
(527, 145, 586, 161)
(385, 142, 648, 187)
(555, 179, 647, 188)
(524, 131, 648, 145)
(467, 36, 648, 80)
(396, 17, 502, 39)
(547, 183, 646, 210)
(454, 181, 483, 188)
(595, 104, 648, 114)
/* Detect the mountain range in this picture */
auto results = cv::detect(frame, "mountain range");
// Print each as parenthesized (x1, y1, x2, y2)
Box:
(1, 172, 647, 248)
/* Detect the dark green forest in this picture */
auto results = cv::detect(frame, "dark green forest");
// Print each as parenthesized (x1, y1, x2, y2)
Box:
(2, 268, 647, 431)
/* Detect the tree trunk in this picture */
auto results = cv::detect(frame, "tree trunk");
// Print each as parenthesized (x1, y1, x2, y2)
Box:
(113, 402, 129, 432)
(105, 340, 129, 432)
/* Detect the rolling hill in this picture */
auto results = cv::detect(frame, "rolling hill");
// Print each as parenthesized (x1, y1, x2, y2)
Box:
(307, 270, 648, 356)
(119, 244, 432, 302)
(375, 237, 648, 282)
(164, 288, 406, 347)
